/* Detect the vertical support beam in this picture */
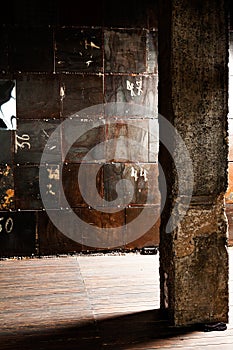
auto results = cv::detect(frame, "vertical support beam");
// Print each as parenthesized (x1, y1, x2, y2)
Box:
(158, 0, 229, 326)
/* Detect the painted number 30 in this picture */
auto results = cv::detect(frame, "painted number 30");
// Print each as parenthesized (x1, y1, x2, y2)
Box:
(0, 217, 14, 234)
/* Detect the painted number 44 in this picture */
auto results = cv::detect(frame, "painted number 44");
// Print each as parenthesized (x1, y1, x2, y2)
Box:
(0, 217, 14, 234)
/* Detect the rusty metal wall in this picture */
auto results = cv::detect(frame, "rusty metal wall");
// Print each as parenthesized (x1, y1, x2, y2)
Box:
(0, 1, 160, 257)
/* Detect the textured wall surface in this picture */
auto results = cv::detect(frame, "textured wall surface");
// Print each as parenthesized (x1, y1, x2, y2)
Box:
(158, 0, 229, 326)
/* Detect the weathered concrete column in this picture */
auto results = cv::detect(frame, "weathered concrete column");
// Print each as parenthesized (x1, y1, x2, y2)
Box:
(158, 0, 229, 326)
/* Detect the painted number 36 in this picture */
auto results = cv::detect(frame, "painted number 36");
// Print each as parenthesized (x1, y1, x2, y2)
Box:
(0, 217, 14, 234)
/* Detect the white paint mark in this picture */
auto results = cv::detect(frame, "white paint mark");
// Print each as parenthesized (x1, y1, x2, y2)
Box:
(126, 80, 136, 97)
(136, 80, 143, 96)
(47, 166, 60, 180)
(86, 60, 93, 67)
(60, 85, 65, 100)
(0, 217, 13, 234)
(42, 129, 50, 138)
(126, 79, 143, 97)
(46, 184, 56, 196)
(140, 167, 148, 182)
(131, 166, 138, 181)
(84, 40, 100, 49)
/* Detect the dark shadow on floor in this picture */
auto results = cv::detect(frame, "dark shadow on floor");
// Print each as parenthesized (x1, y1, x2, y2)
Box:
(0, 309, 204, 350)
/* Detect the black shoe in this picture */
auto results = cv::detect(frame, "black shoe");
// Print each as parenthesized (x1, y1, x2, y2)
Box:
(203, 322, 227, 332)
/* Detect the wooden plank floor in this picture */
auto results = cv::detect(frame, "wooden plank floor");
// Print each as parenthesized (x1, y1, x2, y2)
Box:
(0, 248, 232, 350)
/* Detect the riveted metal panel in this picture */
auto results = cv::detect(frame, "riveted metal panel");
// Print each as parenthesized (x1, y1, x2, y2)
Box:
(80, 207, 125, 250)
(16, 75, 60, 119)
(61, 74, 104, 118)
(0, 211, 36, 257)
(0, 131, 13, 164)
(14, 165, 42, 210)
(62, 119, 106, 163)
(103, 162, 160, 206)
(14, 119, 61, 165)
(8, 27, 53, 73)
(55, 28, 103, 73)
(104, 75, 158, 113)
(62, 163, 103, 208)
(38, 210, 82, 255)
(125, 206, 160, 248)
(104, 29, 147, 73)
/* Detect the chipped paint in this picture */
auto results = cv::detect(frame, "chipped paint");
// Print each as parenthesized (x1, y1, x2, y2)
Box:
(0, 189, 14, 210)
(4, 189, 14, 206)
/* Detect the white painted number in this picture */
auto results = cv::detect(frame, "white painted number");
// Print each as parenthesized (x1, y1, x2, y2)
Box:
(0, 217, 14, 234)
(15, 133, 31, 153)
(5, 217, 14, 233)
(0, 217, 3, 233)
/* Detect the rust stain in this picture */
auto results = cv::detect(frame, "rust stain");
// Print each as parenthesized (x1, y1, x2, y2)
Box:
(1, 189, 14, 209)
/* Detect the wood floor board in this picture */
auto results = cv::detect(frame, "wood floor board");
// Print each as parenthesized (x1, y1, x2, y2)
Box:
(0, 248, 232, 349)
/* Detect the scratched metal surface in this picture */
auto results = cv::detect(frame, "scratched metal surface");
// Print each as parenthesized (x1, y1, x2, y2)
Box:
(62, 163, 103, 208)
(125, 206, 160, 249)
(104, 29, 147, 73)
(80, 207, 125, 249)
(55, 28, 103, 73)
(105, 120, 155, 163)
(14, 165, 43, 210)
(0, 211, 36, 257)
(0, 27, 8, 71)
(104, 75, 158, 111)
(14, 119, 61, 165)
(38, 210, 83, 255)
(8, 27, 54, 73)
(0, 4, 162, 256)
(60, 74, 104, 118)
(40, 164, 61, 210)
(103, 0, 158, 28)
(16, 74, 60, 119)
(0, 131, 13, 164)
(62, 120, 106, 163)
(103, 163, 160, 206)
